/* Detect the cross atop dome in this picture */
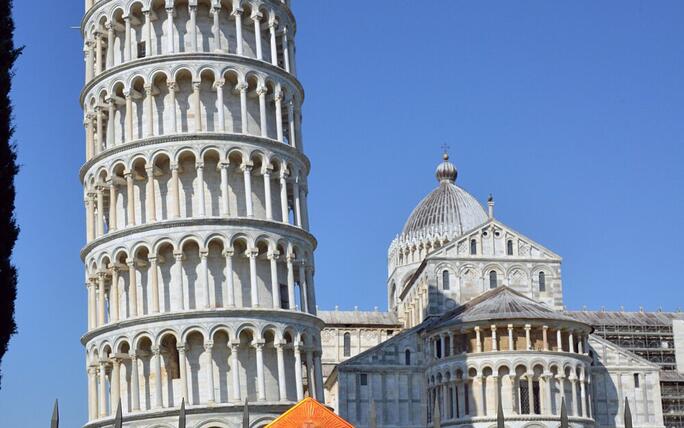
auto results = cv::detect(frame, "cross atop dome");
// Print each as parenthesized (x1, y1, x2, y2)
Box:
(435, 148, 458, 183)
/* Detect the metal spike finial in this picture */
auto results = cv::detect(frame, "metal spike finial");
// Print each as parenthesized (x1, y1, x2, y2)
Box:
(560, 397, 568, 428)
(50, 399, 59, 428)
(178, 397, 186, 428)
(441, 143, 450, 160)
(432, 396, 441, 428)
(113, 399, 123, 428)
(497, 394, 505, 428)
(624, 397, 633, 428)
(242, 398, 250, 428)
(369, 399, 377, 428)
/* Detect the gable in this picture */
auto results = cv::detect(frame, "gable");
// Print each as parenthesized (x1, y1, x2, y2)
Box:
(426, 219, 561, 261)
(588, 334, 660, 370)
(266, 397, 353, 428)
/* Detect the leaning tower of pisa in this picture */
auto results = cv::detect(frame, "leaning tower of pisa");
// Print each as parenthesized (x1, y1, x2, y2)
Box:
(80, 0, 324, 426)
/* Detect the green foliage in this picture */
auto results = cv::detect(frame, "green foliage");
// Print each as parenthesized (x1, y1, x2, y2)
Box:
(0, 0, 22, 389)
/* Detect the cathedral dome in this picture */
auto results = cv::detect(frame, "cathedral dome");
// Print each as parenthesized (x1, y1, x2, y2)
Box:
(401, 154, 488, 238)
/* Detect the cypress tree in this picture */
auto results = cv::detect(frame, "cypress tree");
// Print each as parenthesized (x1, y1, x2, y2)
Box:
(0, 0, 22, 388)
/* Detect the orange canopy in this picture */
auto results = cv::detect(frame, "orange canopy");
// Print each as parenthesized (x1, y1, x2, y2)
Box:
(265, 397, 354, 428)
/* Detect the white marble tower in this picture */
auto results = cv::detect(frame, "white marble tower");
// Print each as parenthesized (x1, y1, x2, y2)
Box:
(79, 0, 324, 426)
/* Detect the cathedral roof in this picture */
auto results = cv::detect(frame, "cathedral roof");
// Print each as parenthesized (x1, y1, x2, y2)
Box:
(318, 310, 401, 326)
(400, 153, 488, 239)
(430, 286, 582, 329)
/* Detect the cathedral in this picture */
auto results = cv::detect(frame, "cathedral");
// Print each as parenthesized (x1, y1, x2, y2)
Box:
(77, 0, 684, 427)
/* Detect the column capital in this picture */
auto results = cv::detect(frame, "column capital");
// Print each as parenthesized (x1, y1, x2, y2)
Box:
(231, 8, 243, 17)
(167, 81, 178, 92)
(524, 324, 532, 330)
(251, 11, 263, 21)
(177, 344, 188, 353)
(213, 79, 225, 90)
(192, 80, 201, 90)
(204, 341, 214, 352)
(151, 345, 161, 355)
(267, 250, 280, 260)
(173, 252, 184, 262)
(196, 161, 205, 170)
(256, 85, 268, 96)
(200, 250, 209, 259)
(144, 84, 153, 94)
(230, 342, 240, 351)
(236, 82, 248, 92)
(241, 162, 253, 173)
(223, 248, 235, 257)
(268, 18, 279, 29)
(148, 255, 158, 264)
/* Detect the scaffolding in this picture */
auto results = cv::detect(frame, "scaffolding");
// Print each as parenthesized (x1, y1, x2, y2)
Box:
(568, 310, 684, 428)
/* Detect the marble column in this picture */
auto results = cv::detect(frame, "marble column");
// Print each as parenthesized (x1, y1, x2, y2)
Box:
(145, 166, 156, 222)
(110, 358, 121, 412)
(127, 259, 138, 317)
(178, 345, 188, 402)
(255, 342, 266, 401)
(224, 249, 235, 307)
(230, 343, 241, 402)
(97, 272, 106, 326)
(248, 249, 259, 307)
(189, 5, 197, 52)
(196, 162, 206, 216)
(269, 252, 280, 308)
(192, 81, 202, 132)
(279, 173, 288, 223)
(98, 363, 108, 416)
(110, 267, 119, 322)
(286, 255, 295, 309)
(263, 169, 273, 219)
(274, 90, 284, 141)
(232, 9, 243, 56)
(220, 162, 230, 216)
(215, 81, 225, 131)
(143, 85, 154, 137)
(201, 250, 211, 308)
(276, 342, 287, 401)
(205, 342, 215, 403)
(268, 21, 278, 66)
(257, 86, 267, 137)
(212, 7, 221, 51)
(166, 7, 175, 53)
(242, 163, 253, 216)
(238, 83, 248, 133)
(149, 256, 160, 313)
(171, 163, 180, 218)
(294, 345, 303, 400)
(168, 82, 178, 133)
(130, 353, 140, 410)
(153, 346, 163, 408)
(253, 13, 263, 60)
(125, 172, 135, 226)
(108, 184, 117, 232)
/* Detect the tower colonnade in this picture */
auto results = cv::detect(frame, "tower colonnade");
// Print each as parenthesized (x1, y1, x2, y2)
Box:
(423, 316, 594, 426)
(82, 62, 303, 161)
(82, 141, 310, 243)
(84, 227, 317, 331)
(83, 0, 296, 82)
(84, 316, 325, 420)
(81, 0, 323, 426)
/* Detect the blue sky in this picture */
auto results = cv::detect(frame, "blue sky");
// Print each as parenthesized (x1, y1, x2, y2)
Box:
(2, 1, 683, 426)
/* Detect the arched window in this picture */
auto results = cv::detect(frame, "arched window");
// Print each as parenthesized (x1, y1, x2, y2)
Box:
(442, 270, 450, 290)
(470, 239, 477, 255)
(506, 239, 513, 255)
(489, 270, 497, 289)
(343, 332, 351, 357)
(405, 349, 411, 365)
(539, 271, 546, 292)
(435, 337, 442, 358)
